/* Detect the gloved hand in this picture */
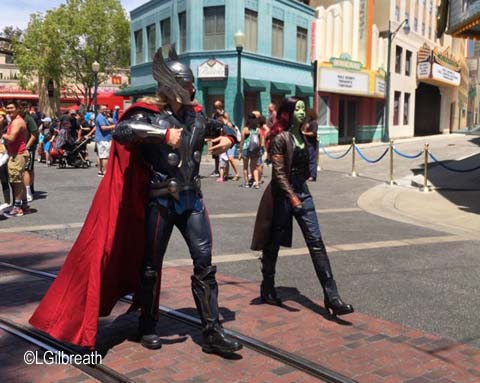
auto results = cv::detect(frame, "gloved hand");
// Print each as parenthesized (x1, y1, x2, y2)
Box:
(292, 203, 306, 217)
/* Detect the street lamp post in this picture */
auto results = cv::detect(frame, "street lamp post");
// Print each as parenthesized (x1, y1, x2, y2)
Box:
(381, 19, 410, 142)
(91, 60, 100, 115)
(234, 31, 245, 128)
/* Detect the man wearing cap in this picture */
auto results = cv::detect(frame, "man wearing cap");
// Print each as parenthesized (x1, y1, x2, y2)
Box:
(94, 105, 115, 176)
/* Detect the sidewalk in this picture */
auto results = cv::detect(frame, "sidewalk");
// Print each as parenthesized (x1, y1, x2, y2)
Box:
(317, 133, 480, 238)
(1, 232, 480, 383)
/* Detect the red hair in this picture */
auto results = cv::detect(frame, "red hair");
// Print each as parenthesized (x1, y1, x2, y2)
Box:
(266, 97, 302, 153)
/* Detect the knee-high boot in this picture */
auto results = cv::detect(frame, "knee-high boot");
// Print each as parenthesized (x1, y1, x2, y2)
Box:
(309, 240, 354, 316)
(191, 266, 242, 354)
(260, 243, 282, 306)
(139, 267, 162, 349)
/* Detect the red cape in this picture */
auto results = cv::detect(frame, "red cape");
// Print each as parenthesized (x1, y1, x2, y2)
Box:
(29, 103, 160, 348)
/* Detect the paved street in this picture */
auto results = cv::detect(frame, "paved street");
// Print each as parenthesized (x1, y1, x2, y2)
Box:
(1, 133, 479, 346)
(0, 133, 479, 382)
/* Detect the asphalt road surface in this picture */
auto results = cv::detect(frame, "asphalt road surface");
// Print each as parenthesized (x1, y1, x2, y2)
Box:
(1, 134, 479, 348)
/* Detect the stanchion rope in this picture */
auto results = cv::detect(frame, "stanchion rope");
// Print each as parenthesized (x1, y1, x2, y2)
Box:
(428, 152, 480, 173)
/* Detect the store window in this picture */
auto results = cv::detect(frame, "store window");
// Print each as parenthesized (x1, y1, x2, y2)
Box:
(296, 27, 307, 62)
(404, 93, 410, 125)
(161, 18, 171, 57)
(134, 29, 143, 65)
(394, 91, 401, 125)
(179, 12, 187, 53)
(376, 101, 385, 126)
(272, 18, 284, 58)
(319, 96, 329, 125)
(245, 9, 258, 52)
(414, 17, 418, 32)
(147, 24, 156, 62)
(395, 46, 402, 73)
(405, 50, 412, 76)
(204, 6, 225, 50)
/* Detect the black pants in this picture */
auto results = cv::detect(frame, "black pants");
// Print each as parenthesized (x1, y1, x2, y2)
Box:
(262, 185, 336, 289)
(0, 164, 10, 204)
(143, 201, 213, 275)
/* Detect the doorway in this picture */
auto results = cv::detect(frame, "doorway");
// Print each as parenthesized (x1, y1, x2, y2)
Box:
(339, 98, 357, 143)
(414, 83, 441, 136)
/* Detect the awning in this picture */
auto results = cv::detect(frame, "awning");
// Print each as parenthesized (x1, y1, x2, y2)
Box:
(271, 81, 291, 94)
(243, 79, 267, 91)
(115, 83, 157, 97)
(295, 85, 313, 96)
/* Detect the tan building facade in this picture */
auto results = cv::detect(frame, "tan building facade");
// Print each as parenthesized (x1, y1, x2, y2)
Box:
(312, 0, 469, 145)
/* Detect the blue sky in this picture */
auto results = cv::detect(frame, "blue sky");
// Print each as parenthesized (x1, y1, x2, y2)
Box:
(0, 0, 148, 31)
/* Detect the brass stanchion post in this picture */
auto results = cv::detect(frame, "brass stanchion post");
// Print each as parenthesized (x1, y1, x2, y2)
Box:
(351, 138, 357, 177)
(420, 143, 430, 192)
(388, 139, 397, 185)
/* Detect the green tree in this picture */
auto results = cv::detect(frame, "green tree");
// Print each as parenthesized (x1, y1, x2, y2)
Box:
(13, 0, 130, 116)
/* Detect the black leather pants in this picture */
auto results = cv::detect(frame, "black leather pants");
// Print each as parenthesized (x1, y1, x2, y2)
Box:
(262, 193, 339, 301)
(140, 200, 213, 325)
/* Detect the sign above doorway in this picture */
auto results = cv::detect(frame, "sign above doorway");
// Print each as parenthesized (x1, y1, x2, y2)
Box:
(198, 58, 228, 80)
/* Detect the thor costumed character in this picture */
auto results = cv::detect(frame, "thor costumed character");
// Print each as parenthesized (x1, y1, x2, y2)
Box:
(30, 47, 242, 355)
(251, 97, 354, 316)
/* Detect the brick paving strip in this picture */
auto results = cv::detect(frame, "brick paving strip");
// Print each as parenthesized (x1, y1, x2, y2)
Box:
(2, 232, 480, 383)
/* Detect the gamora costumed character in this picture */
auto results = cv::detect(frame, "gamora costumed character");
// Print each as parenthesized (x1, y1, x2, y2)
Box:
(251, 97, 354, 316)
(30, 47, 242, 355)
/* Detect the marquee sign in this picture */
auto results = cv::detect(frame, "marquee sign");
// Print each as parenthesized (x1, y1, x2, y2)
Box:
(198, 58, 228, 80)
(416, 44, 461, 87)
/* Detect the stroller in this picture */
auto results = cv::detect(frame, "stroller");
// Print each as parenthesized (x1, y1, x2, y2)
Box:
(57, 136, 92, 169)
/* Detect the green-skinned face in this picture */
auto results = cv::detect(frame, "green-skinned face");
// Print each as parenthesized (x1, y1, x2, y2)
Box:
(293, 100, 306, 125)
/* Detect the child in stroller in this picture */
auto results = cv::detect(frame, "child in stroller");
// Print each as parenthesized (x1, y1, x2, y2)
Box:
(54, 117, 92, 169)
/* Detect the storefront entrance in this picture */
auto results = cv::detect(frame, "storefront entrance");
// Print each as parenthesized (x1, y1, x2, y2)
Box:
(414, 83, 441, 136)
(338, 98, 357, 143)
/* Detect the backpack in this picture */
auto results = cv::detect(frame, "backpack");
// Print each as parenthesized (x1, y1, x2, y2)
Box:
(247, 128, 260, 154)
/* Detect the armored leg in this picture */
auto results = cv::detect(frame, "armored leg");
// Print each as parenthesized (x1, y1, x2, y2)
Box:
(191, 266, 242, 354)
(139, 203, 174, 349)
(295, 196, 354, 316)
(178, 207, 241, 354)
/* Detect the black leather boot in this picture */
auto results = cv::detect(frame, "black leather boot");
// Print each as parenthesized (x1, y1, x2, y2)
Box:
(139, 268, 162, 349)
(260, 244, 282, 305)
(191, 266, 242, 354)
(309, 241, 354, 316)
(260, 275, 282, 306)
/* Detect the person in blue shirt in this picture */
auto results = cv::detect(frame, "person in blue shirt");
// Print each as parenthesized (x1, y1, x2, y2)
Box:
(95, 105, 115, 176)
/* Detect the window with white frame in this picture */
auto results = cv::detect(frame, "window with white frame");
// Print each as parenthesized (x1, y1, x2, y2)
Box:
(394, 91, 401, 125)
(404, 93, 410, 124)
(134, 29, 143, 64)
(161, 18, 171, 57)
(147, 24, 156, 62)
(245, 9, 258, 52)
(179, 12, 187, 53)
(272, 18, 284, 58)
(296, 27, 307, 62)
(204, 6, 225, 50)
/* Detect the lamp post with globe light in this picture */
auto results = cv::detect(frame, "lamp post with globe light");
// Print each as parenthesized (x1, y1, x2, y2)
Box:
(91, 61, 100, 115)
(234, 31, 245, 127)
(380, 18, 410, 142)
